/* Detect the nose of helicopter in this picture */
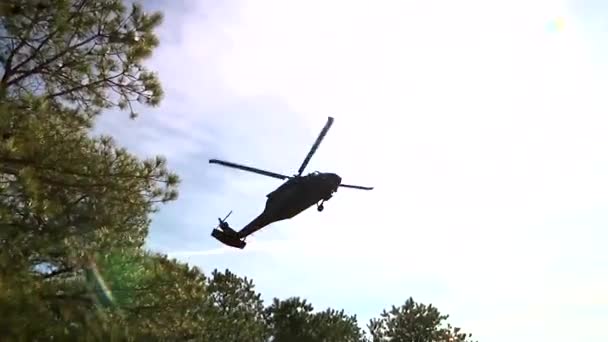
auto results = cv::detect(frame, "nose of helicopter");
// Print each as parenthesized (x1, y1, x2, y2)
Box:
(327, 173, 342, 188)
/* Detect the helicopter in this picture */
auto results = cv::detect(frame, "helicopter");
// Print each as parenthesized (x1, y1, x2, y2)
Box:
(209, 116, 373, 249)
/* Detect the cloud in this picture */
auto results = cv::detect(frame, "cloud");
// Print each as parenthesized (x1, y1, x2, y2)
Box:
(96, 0, 608, 341)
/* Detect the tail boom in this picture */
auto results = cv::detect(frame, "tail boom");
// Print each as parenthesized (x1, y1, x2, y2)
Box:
(236, 213, 274, 239)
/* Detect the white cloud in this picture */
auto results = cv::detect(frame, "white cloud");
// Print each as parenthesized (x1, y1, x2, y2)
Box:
(98, 0, 608, 341)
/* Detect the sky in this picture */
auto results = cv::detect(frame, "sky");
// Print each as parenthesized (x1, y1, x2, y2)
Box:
(96, 0, 608, 341)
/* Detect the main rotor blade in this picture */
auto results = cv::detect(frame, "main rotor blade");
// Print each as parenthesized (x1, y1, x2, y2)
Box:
(297, 116, 334, 176)
(339, 184, 374, 190)
(209, 159, 289, 180)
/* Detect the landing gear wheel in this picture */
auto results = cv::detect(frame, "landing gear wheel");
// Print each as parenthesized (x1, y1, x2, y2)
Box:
(317, 204, 324, 212)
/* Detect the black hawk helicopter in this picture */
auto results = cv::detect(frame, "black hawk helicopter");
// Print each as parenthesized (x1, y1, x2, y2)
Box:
(209, 116, 373, 249)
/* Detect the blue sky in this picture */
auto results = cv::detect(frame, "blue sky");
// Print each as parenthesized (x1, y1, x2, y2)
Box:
(96, 0, 608, 341)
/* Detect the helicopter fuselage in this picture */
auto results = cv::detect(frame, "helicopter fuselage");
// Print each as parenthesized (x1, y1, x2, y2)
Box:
(236, 172, 342, 238)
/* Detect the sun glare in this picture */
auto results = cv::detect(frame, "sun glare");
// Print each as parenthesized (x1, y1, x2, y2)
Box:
(548, 17, 567, 33)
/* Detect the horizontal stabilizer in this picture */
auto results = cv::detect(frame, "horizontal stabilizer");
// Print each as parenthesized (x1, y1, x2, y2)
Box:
(211, 229, 246, 249)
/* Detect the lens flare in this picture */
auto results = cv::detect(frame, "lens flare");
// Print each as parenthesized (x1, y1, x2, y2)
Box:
(85, 260, 115, 307)
(548, 17, 566, 33)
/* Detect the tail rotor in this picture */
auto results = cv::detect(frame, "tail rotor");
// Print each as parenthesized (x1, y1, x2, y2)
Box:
(211, 210, 246, 249)
(218, 210, 232, 228)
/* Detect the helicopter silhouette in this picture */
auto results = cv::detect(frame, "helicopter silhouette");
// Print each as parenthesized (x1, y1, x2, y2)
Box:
(209, 116, 373, 249)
